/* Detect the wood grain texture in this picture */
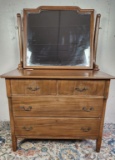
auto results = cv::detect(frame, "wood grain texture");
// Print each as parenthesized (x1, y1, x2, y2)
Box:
(12, 97, 104, 117)
(14, 117, 100, 138)
(93, 14, 101, 64)
(7, 98, 17, 151)
(2, 72, 113, 152)
(17, 13, 23, 69)
(58, 80, 105, 96)
(11, 79, 57, 95)
(5, 79, 11, 97)
(11, 79, 105, 96)
(5, 80, 17, 151)
(15, 135, 97, 139)
(1, 69, 114, 79)
(96, 80, 110, 152)
(1, 5, 114, 152)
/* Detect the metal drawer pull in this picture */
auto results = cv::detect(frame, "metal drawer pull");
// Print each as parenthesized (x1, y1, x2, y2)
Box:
(22, 126, 33, 131)
(75, 87, 88, 92)
(81, 127, 91, 132)
(82, 107, 94, 112)
(20, 106, 32, 111)
(27, 87, 40, 91)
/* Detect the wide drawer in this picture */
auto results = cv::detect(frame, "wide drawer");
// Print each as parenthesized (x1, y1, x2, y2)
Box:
(11, 79, 57, 95)
(12, 97, 103, 117)
(58, 80, 105, 96)
(14, 118, 100, 138)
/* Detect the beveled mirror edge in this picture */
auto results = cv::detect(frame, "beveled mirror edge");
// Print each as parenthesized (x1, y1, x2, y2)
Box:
(22, 6, 95, 70)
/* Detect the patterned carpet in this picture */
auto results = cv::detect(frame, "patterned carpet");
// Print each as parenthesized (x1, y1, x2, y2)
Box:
(0, 122, 115, 160)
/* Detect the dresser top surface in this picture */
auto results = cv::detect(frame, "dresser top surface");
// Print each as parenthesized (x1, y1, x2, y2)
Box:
(1, 69, 114, 79)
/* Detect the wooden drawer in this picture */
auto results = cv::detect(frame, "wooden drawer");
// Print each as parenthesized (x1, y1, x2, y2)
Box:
(14, 118, 100, 138)
(11, 79, 57, 95)
(58, 80, 105, 96)
(12, 97, 103, 118)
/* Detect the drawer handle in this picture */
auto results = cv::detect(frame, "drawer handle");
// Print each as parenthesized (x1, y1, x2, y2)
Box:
(82, 107, 94, 112)
(81, 127, 91, 132)
(75, 87, 88, 92)
(22, 126, 33, 131)
(20, 106, 32, 111)
(27, 87, 40, 91)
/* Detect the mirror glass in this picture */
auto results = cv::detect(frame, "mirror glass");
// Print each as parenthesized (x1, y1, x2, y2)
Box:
(26, 10, 91, 67)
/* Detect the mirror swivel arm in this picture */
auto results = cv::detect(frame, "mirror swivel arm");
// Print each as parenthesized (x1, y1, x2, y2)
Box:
(93, 14, 101, 71)
(17, 13, 23, 70)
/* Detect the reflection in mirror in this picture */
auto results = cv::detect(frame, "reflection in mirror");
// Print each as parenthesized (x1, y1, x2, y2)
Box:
(26, 10, 91, 67)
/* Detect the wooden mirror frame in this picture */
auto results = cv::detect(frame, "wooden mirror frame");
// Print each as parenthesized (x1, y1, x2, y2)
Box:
(19, 6, 95, 69)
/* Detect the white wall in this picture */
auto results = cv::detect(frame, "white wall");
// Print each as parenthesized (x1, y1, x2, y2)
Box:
(0, 0, 115, 122)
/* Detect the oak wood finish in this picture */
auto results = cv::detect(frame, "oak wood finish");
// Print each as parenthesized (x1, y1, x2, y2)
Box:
(17, 13, 23, 69)
(2, 71, 113, 152)
(12, 97, 103, 117)
(10, 79, 105, 96)
(11, 79, 57, 95)
(58, 80, 105, 96)
(6, 80, 17, 151)
(1, 69, 114, 79)
(14, 118, 100, 137)
(1, 6, 114, 153)
(93, 14, 101, 71)
(96, 81, 110, 152)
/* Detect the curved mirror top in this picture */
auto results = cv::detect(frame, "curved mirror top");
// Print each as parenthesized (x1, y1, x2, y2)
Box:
(24, 9, 93, 68)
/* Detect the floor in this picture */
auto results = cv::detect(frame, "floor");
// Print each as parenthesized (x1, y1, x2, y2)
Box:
(0, 122, 115, 160)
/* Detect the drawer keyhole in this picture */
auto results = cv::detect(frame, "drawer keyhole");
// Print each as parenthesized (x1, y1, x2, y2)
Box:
(20, 106, 32, 111)
(82, 107, 94, 112)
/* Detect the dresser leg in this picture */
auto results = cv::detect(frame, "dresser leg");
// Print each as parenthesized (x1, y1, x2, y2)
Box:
(96, 137, 102, 152)
(12, 136, 17, 151)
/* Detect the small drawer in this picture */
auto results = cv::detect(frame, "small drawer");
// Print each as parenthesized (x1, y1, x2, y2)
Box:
(11, 79, 57, 95)
(12, 97, 103, 118)
(14, 118, 100, 138)
(58, 80, 105, 96)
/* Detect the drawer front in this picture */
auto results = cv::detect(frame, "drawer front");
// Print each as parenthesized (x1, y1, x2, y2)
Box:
(12, 97, 103, 117)
(58, 80, 105, 96)
(11, 79, 57, 95)
(14, 118, 100, 138)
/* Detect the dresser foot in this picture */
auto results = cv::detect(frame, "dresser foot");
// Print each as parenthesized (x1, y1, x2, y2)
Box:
(12, 136, 17, 152)
(96, 138, 102, 152)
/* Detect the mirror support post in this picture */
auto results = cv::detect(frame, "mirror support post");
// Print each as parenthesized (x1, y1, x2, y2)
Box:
(93, 14, 101, 71)
(17, 13, 23, 69)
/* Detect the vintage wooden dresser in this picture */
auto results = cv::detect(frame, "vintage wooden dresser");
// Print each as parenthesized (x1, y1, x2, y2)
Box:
(1, 6, 114, 152)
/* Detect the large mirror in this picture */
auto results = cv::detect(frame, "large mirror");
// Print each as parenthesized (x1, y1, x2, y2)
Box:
(23, 6, 94, 69)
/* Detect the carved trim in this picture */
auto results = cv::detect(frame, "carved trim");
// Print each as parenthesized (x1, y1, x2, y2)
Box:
(23, 6, 94, 13)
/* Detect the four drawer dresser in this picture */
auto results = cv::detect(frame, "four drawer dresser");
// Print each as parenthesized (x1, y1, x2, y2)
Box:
(1, 6, 114, 152)
(1, 69, 114, 152)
